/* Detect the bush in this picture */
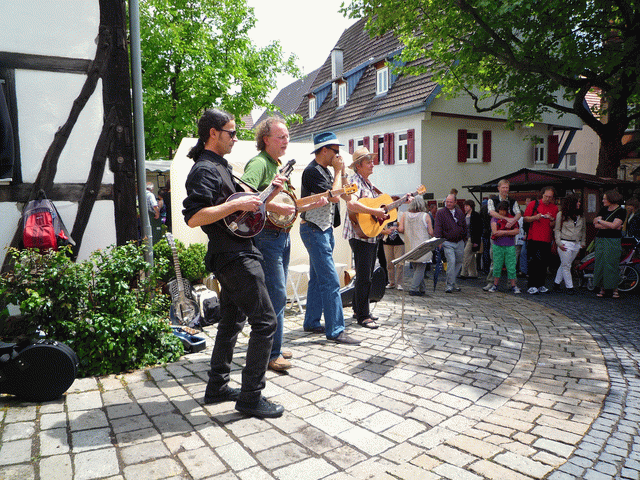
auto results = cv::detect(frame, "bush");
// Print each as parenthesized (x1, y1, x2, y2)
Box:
(0, 243, 184, 377)
(153, 238, 207, 283)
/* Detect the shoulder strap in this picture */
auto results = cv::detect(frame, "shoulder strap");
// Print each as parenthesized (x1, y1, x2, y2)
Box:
(604, 207, 623, 222)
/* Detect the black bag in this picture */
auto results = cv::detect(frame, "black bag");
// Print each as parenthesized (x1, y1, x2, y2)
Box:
(0, 339, 79, 402)
(200, 296, 221, 326)
(21, 190, 75, 251)
(340, 265, 386, 307)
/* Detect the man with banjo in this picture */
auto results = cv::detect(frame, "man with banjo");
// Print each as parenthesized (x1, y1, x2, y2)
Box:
(241, 117, 328, 371)
(182, 108, 287, 418)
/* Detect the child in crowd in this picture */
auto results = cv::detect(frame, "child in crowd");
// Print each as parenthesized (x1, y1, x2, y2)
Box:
(489, 201, 520, 293)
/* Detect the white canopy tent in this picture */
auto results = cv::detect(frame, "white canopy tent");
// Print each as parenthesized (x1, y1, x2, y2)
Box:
(168, 138, 353, 287)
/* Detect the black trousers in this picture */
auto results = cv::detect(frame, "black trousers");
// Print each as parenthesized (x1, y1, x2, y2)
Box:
(527, 240, 551, 289)
(349, 238, 379, 322)
(205, 252, 276, 404)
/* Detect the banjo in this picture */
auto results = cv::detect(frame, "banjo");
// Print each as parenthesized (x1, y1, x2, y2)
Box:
(267, 183, 358, 229)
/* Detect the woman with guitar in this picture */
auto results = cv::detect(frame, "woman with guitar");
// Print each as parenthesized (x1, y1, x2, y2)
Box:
(344, 147, 412, 329)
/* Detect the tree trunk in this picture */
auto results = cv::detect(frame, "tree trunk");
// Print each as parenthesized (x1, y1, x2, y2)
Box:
(595, 124, 625, 179)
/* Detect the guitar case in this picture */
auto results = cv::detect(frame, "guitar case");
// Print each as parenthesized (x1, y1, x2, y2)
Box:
(0, 339, 79, 402)
(340, 265, 386, 308)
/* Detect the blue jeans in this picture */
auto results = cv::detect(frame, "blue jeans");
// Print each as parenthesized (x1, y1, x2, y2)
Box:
(254, 228, 290, 361)
(299, 222, 345, 339)
(443, 240, 464, 289)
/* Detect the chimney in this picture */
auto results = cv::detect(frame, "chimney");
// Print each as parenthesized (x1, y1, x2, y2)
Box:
(331, 48, 343, 99)
(331, 48, 344, 79)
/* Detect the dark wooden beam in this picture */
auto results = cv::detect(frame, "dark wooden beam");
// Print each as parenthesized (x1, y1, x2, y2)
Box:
(100, 0, 139, 246)
(0, 183, 113, 203)
(0, 52, 91, 74)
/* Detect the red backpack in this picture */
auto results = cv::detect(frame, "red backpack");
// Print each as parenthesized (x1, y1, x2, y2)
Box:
(21, 190, 74, 251)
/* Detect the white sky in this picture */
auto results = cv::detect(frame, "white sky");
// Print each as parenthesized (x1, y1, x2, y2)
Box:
(245, 0, 357, 106)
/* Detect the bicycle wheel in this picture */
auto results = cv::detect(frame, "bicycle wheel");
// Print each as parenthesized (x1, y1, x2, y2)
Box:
(618, 265, 639, 292)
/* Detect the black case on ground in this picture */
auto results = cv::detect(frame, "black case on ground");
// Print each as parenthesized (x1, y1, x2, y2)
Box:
(0, 339, 79, 402)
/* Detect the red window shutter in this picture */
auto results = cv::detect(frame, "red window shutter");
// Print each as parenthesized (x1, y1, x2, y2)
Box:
(383, 134, 390, 165)
(363, 136, 370, 150)
(372, 135, 380, 165)
(548, 135, 559, 164)
(387, 133, 395, 165)
(407, 129, 415, 163)
(482, 130, 492, 163)
(348, 139, 354, 154)
(458, 129, 467, 163)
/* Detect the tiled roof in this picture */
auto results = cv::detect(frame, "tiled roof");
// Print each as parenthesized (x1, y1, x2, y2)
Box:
(289, 17, 439, 140)
(254, 68, 321, 127)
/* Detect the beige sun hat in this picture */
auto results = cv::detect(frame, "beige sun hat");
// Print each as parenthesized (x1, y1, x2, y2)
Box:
(349, 146, 378, 169)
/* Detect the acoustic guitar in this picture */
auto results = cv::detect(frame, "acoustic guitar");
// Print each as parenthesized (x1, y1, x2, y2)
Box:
(166, 233, 200, 326)
(267, 183, 358, 229)
(350, 185, 426, 238)
(224, 159, 295, 237)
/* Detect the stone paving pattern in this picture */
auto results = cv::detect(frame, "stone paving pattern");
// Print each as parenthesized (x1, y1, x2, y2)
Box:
(0, 279, 638, 480)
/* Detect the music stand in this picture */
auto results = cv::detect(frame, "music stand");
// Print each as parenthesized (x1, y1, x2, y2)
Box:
(388, 237, 446, 363)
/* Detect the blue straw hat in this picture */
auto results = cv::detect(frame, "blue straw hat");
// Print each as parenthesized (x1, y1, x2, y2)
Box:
(311, 132, 344, 153)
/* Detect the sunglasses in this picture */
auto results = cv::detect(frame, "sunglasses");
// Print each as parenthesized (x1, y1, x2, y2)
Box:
(326, 147, 339, 154)
(219, 129, 237, 138)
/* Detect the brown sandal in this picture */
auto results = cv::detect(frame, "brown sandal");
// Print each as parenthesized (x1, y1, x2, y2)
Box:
(359, 318, 379, 329)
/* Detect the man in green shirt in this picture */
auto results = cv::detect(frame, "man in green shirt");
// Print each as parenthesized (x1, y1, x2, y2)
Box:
(241, 118, 298, 371)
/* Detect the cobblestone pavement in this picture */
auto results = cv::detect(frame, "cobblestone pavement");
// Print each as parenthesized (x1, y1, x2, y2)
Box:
(0, 276, 637, 480)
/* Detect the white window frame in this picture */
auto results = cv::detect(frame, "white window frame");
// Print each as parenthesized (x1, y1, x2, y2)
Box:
(566, 152, 577, 169)
(338, 83, 347, 107)
(534, 138, 546, 164)
(396, 131, 409, 165)
(376, 66, 389, 95)
(466, 131, 482, 163)
(308, 97, 316, 119)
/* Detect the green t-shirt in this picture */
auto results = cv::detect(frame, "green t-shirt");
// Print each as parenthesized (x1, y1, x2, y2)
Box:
(241, 151, 279, 191)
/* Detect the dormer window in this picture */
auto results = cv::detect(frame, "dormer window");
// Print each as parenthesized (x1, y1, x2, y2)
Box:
(309, 96, 316, 119)
(338, 82, 347, 107)
(376, 66, 389, 95)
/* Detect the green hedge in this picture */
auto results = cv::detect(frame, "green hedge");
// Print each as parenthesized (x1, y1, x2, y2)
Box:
(0, 243, 184, 377)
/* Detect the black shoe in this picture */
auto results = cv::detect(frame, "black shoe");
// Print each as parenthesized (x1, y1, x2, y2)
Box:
(235, 396, 284, 419)
(454, 287, 461, 292)
(331, 332, 361, 345)
(304, 326, 325, 334)
(408, 291, 424, 297)
(204, 386, 241, 404)
(566, 288, 575, 295)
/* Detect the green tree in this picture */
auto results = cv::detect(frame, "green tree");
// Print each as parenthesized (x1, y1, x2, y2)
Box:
(139, 0, 299, 159)
(344, 0, 640, 178)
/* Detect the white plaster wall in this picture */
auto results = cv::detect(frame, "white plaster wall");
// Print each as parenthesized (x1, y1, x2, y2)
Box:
(0, 1, 99, 59)
(16, 71, 107, 183)
(419, 112, 551, 199)
(0, 1, 117, 266)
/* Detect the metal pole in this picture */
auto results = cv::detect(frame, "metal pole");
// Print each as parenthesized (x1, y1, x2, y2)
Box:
(128, 0, 153, 266)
